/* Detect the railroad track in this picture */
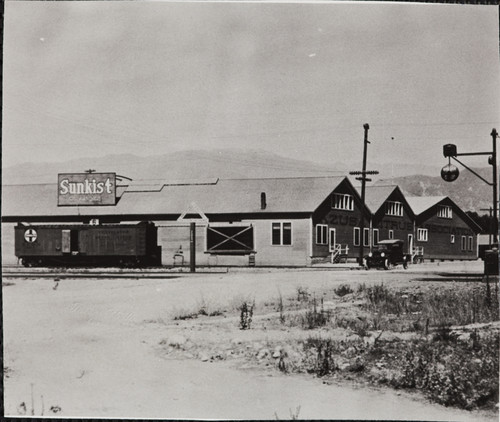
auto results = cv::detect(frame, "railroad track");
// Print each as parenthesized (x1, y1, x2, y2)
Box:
(1, 266, 227, 279)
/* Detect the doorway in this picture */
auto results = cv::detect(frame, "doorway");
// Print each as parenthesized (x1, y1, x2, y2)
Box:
(408, 234, 414, 255)
(329, 228, 337, 252)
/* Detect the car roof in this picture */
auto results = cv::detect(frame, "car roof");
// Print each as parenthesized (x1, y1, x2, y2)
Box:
(377, 239, 404, 245)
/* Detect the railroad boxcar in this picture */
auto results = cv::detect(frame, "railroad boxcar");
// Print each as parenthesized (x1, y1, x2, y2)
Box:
(15, 222, 162, 267)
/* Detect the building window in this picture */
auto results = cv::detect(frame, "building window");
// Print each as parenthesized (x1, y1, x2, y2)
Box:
(417, 228, 428, 242)
(353, 227, 360, 246)
(437, 205, 453, 219)
(388, 230, 394, 240)
(332, 193, 354, 211)
(272, 222, 292, 246)
(468, 236, 473, 251)
(315, 224, 328, 245)
(386, 201, 403, 217)
(450, 235, 455, 244)
(363, 228, 370, 247)
(373, 229, 379, 246)
(461, 236, 467, 251)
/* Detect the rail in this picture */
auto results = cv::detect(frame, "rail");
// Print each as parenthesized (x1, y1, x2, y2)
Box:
(412, 246, 424, 263)
(1, 266, 228, 279)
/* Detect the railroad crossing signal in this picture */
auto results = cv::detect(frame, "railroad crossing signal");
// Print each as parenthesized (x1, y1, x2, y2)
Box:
(24, 228, 37, 243)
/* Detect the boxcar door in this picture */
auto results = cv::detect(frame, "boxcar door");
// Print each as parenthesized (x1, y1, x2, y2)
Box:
(62, 230, 71, 253)
(62, 229, 79, 253)
(70, 230, 79, 253)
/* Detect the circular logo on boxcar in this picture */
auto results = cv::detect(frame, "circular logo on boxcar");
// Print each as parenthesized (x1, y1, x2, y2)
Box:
(24, 229, 38, 243)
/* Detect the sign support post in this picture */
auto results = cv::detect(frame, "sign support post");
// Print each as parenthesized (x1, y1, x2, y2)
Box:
(190, 222, 196, 273)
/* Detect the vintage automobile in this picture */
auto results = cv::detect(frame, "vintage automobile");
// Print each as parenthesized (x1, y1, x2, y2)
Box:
(365, 239, 410, 270)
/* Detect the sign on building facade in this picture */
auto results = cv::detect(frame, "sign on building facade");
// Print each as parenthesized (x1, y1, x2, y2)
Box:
(58, 173, 116, 206)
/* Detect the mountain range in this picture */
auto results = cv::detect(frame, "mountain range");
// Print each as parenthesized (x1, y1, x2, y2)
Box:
(2, 149, 494, 214)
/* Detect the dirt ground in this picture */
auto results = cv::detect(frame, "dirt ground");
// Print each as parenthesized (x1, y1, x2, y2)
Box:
(2, 261, 499, 420)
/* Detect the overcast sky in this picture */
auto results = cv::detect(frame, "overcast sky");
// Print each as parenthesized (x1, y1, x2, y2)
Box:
(3, 1, 499, 171)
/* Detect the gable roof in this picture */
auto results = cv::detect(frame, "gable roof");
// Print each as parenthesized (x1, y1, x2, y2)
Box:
(406, 195, 482, 233)
(363, 185, 398, 213)
(1, 176, 347, 221)
(405, 196, 447, 215)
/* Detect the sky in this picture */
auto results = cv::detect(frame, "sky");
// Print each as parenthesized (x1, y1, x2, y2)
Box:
(3, 1, 500, 172)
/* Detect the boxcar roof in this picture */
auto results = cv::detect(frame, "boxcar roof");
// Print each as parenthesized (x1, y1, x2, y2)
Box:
(2, 176, 347, 219)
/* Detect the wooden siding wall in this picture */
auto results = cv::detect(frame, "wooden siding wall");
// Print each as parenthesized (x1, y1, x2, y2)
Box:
(312, 195, 369, 259)
(373, 216, 414, 252)
(2, 223, 17, 265)
(415, 213, 477, 260)
(156, 218, 311, 267)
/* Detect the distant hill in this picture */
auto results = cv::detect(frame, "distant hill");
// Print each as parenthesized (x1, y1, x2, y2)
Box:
(380, 168, 494, 213)
(2, 149, 348, 185)
(2, 149, 491, 214)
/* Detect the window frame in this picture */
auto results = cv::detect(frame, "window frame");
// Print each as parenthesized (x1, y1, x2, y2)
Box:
(388, 230, 394, 240)
(450, 234, 455, 244)
(332, 193, 354, 211)
(385, 201, 404, 217)
(468, 236, 474, 252)
(373, 228, 379, 246)
(363, 228, 370, 247)
(271, 222, 292, 246)
(417, 228, 428, 242)
(353, 227, 360, 247)
(315, 224, 328, 245)
(437, 205, 453, 219)
(461, 236, 467, 251)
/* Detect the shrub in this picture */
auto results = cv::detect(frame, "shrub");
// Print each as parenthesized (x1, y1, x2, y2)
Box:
(239, 300, 255, 330)
(334, 284, 354, 297)
(422, 286, 499, 327)
(303, 337, 337, 376)
(296, 286, 311, 302)
(301, 296, 330, 329)
(276, 291, 286, 325)
(393, 333, 499, 409)
(363, 283, 404, 316)
(172, 308, 199, 321)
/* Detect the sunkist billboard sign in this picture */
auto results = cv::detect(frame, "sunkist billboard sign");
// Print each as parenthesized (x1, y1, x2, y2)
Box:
(58, 173, 116, 206)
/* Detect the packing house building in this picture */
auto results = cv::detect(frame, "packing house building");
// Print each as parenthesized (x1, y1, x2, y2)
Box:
(406, 196, 481, 261)
(363, 185, 416, 256)
(2, 175, 481, 266)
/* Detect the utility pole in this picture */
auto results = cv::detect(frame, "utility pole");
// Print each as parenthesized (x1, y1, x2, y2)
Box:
(350, 124, 379, 265)
(190, 222, 196, 273)
(442, 128, 498, 276)
(490, 128, 498, 244)
(442, 128, 498, 245)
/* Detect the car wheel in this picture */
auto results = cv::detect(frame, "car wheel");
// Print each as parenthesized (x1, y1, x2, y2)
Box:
(384, 258, 390, 270)
(403, 258, 408, 269)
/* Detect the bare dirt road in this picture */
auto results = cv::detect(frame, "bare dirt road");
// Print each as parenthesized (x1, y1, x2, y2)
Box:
(2, 261, 498, 420)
